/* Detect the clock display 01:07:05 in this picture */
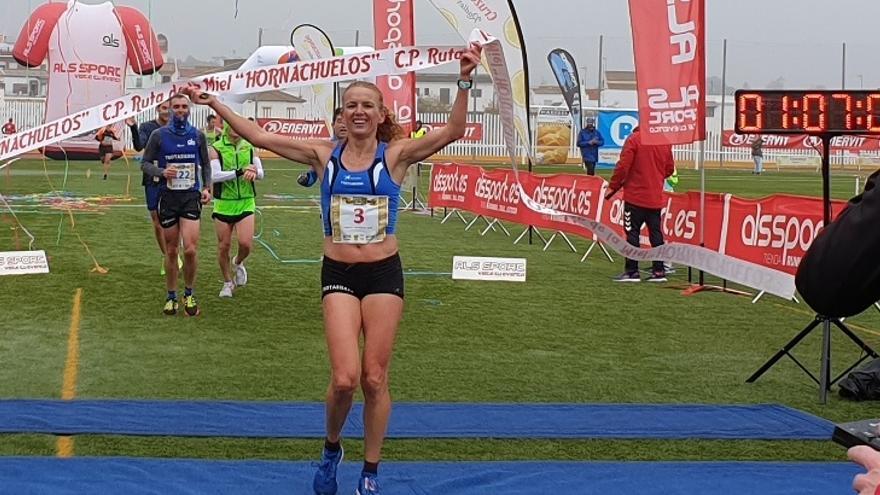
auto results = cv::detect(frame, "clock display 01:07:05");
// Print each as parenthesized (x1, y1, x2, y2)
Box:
(735, 90, 880, 135)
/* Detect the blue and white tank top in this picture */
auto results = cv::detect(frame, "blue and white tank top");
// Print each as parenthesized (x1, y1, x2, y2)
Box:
(320, 141, 401, 238)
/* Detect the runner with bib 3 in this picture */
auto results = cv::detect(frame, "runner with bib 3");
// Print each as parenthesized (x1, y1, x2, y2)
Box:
(183, 42, 482, 495)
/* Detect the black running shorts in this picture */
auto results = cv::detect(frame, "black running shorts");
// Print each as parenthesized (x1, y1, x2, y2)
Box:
(158, 190, 202, 228)
(321, 253, 404, 300)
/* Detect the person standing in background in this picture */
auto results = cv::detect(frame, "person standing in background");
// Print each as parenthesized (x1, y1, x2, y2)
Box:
(751, 137, 764, 175)
(576, 117, 604, 175)
(607, 127, 675, 283)
(1, 118, 16, 135)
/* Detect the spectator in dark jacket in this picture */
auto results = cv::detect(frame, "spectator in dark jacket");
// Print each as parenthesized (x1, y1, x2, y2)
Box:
(576, 118, 604, 175)
(607, 127, 675, 283)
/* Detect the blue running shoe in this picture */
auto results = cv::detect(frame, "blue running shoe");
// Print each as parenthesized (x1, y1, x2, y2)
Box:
(312, 446, 343, 495)
(355, 472, 380, 495)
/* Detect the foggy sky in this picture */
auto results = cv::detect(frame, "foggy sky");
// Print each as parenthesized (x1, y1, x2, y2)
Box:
(2, 0, 878, 89)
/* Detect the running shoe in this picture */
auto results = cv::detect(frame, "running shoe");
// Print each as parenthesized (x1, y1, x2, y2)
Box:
(183, 295, 200, 316)
(163, 298, 178, 316)
(612, 271, 641, 283)
(312, 446, 344, 495)
(355, 472, 380, 495)
(219, 282, 234, 298)
(234, 262, 248, 286)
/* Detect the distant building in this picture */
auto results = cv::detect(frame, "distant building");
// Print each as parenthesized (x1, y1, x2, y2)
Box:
(0, 35, 48, 98)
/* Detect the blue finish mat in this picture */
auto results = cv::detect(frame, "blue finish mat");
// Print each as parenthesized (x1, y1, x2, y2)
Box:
(0, 400, 833, 439)
(0, 458, 860, 495)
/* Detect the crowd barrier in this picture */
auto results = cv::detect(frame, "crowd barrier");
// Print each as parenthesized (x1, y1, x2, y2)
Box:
(426, 163, 847, 286)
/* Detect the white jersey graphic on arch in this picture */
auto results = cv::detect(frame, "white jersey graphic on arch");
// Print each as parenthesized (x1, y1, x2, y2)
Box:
(12, 0, 163, 160)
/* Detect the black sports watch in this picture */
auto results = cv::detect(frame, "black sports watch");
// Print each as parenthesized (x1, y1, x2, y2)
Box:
(457, 78, 473, 90)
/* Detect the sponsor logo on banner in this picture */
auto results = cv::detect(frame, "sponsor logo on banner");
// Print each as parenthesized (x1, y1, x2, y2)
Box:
(374, 0, 416, 128)
(431, 165, 472, 204)
(23, 19, 46, 57)
(629, 0, 706, 144)
(0, 250, 50, 276)
(422, 122, 483, 141)
(102, 33, 120, 47)
(258, 118, 330, 139)
(723, 131, 880, 153)
(725, 196, 847, 275)
(474, 169, 520, 217)
(452, 256, 526, 282)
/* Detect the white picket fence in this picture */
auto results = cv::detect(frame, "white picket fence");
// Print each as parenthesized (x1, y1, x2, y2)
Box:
(1, 98, 873, 167)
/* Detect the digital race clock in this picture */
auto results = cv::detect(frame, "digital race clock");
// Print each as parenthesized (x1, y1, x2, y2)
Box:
(734, 90, 880, 135)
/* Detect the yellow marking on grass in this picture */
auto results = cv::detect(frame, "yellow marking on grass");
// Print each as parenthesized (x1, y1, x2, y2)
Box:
(57, 288, 83, 458)
(772, 302, 880, 338)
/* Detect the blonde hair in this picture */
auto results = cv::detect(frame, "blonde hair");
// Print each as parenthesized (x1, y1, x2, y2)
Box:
(342, 81, 405, 142)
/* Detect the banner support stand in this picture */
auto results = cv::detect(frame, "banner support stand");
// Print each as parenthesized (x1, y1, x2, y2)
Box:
(441, 209, 468, 225)
(514, 226, 546, 245)
(481, 218, 511, 237)
(543, 231, 577, 252)
(581, 240, 614, 263)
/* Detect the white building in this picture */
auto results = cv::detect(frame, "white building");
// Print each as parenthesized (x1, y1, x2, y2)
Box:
(415, 72, 494, 111)
(0, 36, 48, 98)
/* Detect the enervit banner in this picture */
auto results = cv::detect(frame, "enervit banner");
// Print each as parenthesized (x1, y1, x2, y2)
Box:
(535, 107, 572, 164)
(426, 0, 532, 155)
(722, 131, 880, 153)
(12, 1, 162, 159)
(291, 24, 337, 131)
(547, 48, 582, 130)
(256, 118, 330, 139)
(373, 0, 417, 130)
(628, 0, 706, 145)
(422, 122, 483, 141)
(429, 163, 825, 296)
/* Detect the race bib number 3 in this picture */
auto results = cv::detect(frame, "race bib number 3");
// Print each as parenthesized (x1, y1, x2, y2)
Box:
(330, 195, 389, 244)
(167, 163, 196, 190)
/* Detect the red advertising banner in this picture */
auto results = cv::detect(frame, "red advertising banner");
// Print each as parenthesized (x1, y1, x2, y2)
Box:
(423, 122, 484, 141)
(629, 0, 706, 145)
(521, 173, 606, 239)
(256, 118, 330, 139)
(373, 0, 417, 131)
(429, 163, 849, 277)
(722, 195, 847, 275)
(663, 191, 725, 250)
(722, 131, 880, 153)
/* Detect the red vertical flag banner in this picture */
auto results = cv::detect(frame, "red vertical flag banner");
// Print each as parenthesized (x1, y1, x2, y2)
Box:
(373, 0, 417, 132)
(628, 0, 706, 145)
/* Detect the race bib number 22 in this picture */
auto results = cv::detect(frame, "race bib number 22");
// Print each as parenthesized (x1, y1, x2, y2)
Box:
(167, 163, 196, 190)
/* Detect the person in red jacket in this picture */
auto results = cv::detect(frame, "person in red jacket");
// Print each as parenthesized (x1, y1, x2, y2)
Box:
(1, 118, 16, 135)
(607, 127, 675, 282)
